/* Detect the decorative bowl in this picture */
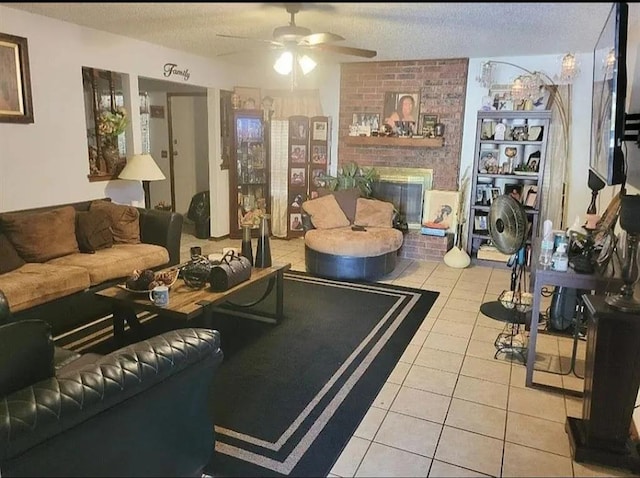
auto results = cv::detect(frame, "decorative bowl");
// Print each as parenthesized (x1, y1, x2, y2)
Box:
(498, 290, 533, 313)
(119, 268, 179, 293)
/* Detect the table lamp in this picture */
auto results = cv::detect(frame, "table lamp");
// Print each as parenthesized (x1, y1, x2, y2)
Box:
(118, 153, 166, 209)
(605, 193, 640, 312)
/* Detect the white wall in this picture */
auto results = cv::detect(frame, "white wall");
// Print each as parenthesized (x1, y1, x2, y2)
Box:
(2, 4, 638, 239)
(0, 5, 244, 216)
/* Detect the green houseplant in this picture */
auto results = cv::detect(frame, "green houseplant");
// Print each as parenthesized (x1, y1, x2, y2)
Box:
(320, 161, 379, 197)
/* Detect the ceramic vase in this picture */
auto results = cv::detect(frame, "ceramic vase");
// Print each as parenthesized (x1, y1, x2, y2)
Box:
(255, 215, 272, 268)
(241, 225, 254, 266)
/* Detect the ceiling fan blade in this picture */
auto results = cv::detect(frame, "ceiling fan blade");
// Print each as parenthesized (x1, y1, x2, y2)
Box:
(299, 32, 345, 46)
(314, 44, 377, 58)
(216, 34, 284, 48)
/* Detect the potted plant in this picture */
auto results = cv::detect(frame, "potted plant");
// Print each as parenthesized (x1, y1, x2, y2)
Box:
(319, 161, 379, 197)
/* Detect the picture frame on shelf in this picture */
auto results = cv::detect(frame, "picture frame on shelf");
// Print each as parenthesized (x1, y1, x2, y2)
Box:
(475, 184, 490, 205)
(382, 91, 420, 134)
(479, 149, 500, 173)
(522, 185, 538, 208)
(504, 183, 523, 202)
(352, 113, 380, 135)
(0, 32, 34, 124)
(526, 151, 540, 171)
(533, 85, 557, 110)
(474, 215, 488, 231)
(489, 84, 513, 111)
(419, 114, 438, 138)
(489, 187, 502, 204)
(233, 86, 261, 110)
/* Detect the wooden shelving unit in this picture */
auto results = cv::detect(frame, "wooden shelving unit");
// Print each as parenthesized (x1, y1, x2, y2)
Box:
(466, 110, 552, 266)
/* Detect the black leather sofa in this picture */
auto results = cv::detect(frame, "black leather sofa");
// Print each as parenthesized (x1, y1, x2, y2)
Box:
(0, 316, 223, 477)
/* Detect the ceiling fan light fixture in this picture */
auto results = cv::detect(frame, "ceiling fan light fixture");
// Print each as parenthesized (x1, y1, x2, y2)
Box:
(274, 51, 293, 75)
(298, 54, 317, 75)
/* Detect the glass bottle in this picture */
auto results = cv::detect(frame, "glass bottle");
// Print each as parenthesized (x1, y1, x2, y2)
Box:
(241, 225, 254, 266)
(255, 214, 272, 268)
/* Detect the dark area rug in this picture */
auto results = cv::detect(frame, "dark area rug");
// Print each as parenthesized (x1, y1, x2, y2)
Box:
(56, 271, 438, 477)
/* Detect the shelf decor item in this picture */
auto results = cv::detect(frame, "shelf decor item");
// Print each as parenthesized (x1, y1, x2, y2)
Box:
(255, 214, 272, 268)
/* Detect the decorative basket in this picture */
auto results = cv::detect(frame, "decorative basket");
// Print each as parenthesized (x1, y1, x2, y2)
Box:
(498, 290, 533, 313)
(119, 269, 179, 293)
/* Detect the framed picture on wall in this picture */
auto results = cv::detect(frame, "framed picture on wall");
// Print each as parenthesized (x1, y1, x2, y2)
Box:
(311, 144, 327, 164)
(0, 32, 34, 123)
(382, 91, 420, 134)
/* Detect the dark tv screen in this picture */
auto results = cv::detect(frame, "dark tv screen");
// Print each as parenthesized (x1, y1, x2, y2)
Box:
(589, 2, 628, 186)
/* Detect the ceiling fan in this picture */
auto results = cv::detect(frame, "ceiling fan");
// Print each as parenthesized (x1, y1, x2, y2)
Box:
(216, 3, 377, 61)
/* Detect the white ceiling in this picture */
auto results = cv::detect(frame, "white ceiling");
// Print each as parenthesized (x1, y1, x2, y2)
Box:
(5, 2, 640, 70)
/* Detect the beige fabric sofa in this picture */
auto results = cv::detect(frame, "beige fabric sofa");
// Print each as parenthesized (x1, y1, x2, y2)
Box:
(0, 198, 183, 334)
(301, 190, 403, 281)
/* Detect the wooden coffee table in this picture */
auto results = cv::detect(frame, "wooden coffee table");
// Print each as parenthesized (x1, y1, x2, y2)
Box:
(96, 262, 291, 337)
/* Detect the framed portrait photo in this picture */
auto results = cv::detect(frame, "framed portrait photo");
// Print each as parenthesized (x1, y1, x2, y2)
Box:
(382, 91, 420, 133)
(0, 32, 33, 123)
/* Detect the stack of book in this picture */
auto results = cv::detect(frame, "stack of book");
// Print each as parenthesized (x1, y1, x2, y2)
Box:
(421, 226, 448, 237)
(477, 244, 513, 262)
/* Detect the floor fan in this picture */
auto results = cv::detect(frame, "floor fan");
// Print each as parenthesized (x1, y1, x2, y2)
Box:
(483, 194, 530, 361)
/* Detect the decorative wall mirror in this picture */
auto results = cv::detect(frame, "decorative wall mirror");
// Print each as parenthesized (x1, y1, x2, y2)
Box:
(82, 67, 128, 181)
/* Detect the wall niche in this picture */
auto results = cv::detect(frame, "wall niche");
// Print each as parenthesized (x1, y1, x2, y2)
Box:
(82, 67, 128, 181)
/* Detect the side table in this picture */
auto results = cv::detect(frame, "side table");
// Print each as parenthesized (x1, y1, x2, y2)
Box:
(526, 239, 623, 391)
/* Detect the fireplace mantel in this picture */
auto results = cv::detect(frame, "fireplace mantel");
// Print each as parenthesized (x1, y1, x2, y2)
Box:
(342, 136, 444, 148)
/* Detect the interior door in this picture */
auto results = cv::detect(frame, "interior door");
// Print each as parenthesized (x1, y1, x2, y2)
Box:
(168, 94, 209, 217)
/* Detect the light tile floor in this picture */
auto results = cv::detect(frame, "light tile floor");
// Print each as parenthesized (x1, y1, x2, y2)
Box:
(181, 225, 638, 478)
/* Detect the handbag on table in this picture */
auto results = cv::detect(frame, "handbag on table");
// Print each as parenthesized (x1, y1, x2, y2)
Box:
(209, 250, 252, 292)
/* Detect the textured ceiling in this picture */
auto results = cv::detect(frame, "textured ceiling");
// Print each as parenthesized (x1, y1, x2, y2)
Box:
(5, 2, 640, 70)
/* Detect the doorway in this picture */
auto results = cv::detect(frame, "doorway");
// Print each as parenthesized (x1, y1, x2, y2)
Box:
(138, 77, 208, 217)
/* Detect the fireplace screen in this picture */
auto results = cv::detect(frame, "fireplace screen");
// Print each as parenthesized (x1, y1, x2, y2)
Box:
(372, 168, 433, 229)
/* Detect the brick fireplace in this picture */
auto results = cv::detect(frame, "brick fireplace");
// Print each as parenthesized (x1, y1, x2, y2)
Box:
(337, 58, 468, 259)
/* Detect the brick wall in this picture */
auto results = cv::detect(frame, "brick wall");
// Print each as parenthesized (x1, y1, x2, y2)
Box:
(399, 231, 455, 261)
(338, 58, 468, 191)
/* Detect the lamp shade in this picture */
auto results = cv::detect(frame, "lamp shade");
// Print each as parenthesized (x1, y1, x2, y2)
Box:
(118, 154, 165, 181)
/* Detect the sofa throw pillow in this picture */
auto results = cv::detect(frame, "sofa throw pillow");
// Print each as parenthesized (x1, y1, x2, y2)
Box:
(354, 198, 395, 228)
(0, 206, 80, 263)
(302, 194, 350, 229)
(76, 209, 114, 253)
(90, 200, 141, 244)
(0, 233, 25, 273)
(317, 187, 361, 224)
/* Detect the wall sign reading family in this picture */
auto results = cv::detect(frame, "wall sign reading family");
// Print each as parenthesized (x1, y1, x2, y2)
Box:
(163, 63, 191, 81)
(0, 32, 34, 123)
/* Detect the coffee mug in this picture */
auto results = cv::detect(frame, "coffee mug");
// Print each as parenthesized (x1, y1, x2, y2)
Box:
(149, 285, 169, 307)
